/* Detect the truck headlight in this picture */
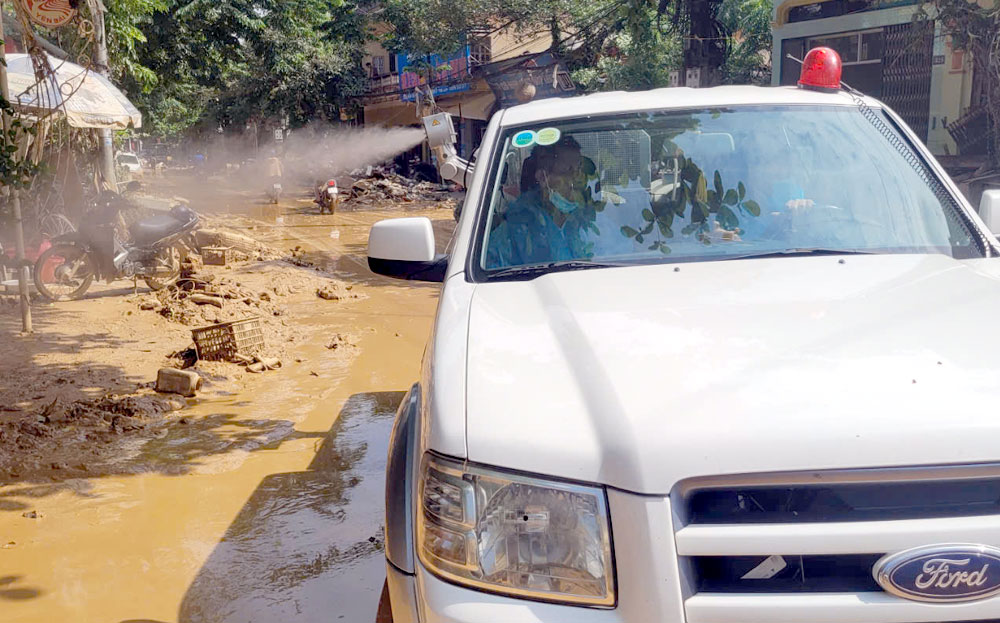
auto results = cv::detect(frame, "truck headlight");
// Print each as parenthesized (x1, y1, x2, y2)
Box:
(417, 453, 616, 607)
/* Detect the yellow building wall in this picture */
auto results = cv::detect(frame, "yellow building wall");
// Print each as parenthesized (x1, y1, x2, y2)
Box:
(490, 29, 553, 61)
(927, 36, 974, 154)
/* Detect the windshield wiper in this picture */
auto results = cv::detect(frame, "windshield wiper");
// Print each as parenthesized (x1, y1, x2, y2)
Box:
(487, 260, 627, 280)
(724, 248, 880, 261)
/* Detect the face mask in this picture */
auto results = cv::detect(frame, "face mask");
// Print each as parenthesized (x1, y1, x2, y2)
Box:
(540, 171, 577, 214)
(549, 189, 578, 214)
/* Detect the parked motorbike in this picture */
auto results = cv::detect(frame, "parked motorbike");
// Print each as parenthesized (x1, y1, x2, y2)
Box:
(314, 179, 339, 214)
(34, 192, 199, 301)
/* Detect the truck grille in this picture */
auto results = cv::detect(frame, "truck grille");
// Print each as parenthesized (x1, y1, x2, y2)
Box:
(693, 554, 882, 593)
(687, 478, 1000, 524)
(674, 466, 1000, 623)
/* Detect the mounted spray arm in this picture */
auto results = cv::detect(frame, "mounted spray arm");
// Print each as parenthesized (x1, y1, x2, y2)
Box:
(422, 113, 474, 186)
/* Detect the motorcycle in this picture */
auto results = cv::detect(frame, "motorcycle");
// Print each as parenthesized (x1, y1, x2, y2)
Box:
(268, 181, 282, 204)
(314, 179, 339, 214)
(33, 192, 199, 302)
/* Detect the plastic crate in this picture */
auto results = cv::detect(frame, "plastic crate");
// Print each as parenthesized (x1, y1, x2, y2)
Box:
(191, 316, 265, 361)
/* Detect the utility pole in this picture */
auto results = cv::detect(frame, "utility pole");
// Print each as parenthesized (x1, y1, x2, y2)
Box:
(0, 9, 32, 333)
(90, 0, 116, 190)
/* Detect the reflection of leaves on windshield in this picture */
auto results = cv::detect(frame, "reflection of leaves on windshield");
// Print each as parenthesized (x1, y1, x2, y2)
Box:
(619, 155, 760, 254)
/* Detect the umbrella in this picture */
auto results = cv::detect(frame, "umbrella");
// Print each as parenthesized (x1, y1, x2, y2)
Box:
(4, 53, 141, 129)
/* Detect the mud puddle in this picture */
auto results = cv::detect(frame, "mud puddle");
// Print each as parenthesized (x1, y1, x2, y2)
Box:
(179, 391, 401, 622)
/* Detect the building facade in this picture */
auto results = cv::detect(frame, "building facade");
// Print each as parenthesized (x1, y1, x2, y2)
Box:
(771, 0, 987, 158)
(360, 26, 570, 160)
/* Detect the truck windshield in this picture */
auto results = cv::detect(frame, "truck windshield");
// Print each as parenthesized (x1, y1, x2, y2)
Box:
(477, 105, 983, 274)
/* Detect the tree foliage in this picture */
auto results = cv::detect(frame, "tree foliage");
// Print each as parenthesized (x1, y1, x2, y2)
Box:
(212, 0, 368, 129)
(379, 0, 772, 93)
(717, 0, 772, 85)
(378, 0, 583, 57)
(106, 0, 169, 90)
(104, 0, 369, 138)
(0, 94, 39, 189)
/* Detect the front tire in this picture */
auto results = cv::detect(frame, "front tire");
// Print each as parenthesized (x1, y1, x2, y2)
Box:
(143, 245, 182, 291)
(34, 244, 96, 301)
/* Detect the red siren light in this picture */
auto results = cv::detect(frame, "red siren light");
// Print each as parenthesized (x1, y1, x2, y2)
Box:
(327, 179, 337, 187)
(798, 47, 842, 92)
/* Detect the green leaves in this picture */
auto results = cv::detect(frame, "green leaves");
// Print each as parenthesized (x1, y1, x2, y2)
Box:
(718, 205, 738, 231)
(616, 156, 762, 251)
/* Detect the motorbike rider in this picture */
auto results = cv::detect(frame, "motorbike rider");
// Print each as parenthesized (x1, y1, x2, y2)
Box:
(266, 152, 283, 202)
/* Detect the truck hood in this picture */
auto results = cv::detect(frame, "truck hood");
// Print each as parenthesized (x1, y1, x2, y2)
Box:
(464, 254, 1000, 494)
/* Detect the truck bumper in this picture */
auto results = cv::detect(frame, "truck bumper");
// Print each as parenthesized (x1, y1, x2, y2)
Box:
(388, 561, 630, 623)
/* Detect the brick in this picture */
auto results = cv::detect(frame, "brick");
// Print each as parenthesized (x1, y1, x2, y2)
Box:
(155, 368, 202, 397)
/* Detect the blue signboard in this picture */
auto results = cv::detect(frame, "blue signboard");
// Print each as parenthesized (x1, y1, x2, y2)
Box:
(397, 47, 472, 101)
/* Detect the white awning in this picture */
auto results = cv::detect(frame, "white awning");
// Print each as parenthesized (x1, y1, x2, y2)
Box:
(5, 53, 142, 129)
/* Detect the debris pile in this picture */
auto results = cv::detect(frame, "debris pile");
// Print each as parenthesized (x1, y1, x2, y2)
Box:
(2, 392, 176, 450)
(64, 394, 176, 434)
(346, 169, 449, 205)
(195, 228, 283, 261)
(142, 281, 286, 326)
(0, 390, 183, 479)
(317, 281, 358, 301)
(326, 333, 357, 351)
(134, 257, 289, 326)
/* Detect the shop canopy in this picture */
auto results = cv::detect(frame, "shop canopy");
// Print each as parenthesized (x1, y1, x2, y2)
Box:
(5, 53, 142, 129)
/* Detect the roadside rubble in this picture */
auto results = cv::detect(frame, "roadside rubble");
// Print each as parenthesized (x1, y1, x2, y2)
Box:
(123, 247, 363, 387)
(326, 333, 357, 351)
(0, 390, 182, 479)
(345, 168, 451, 205)
(317, 281, 358, 301)
(134, 256, 291, 327)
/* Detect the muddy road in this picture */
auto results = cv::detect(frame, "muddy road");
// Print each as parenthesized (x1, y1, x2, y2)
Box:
(1, 188, 455, 622)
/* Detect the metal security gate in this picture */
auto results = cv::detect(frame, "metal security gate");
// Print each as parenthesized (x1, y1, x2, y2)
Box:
(881, 21, 934, 142)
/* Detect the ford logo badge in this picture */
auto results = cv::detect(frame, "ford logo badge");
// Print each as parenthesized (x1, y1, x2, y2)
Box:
(873, 544, 1000, 602)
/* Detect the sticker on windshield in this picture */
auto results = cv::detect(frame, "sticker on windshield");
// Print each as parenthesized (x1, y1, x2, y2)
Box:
(512, 130, 537, 148)
(535, 127, 561, 146)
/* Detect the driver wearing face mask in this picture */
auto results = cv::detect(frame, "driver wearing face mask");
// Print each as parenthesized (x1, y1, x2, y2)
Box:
(486, 136, 602, 269)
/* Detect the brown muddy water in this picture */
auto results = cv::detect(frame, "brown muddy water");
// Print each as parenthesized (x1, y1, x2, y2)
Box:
(0, 206, 450, 622)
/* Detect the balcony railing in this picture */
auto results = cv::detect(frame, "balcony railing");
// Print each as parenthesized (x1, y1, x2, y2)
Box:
(365, 74, 399, 95)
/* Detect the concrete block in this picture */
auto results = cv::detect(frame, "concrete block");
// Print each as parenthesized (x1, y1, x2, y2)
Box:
(156, 368, 202, 397)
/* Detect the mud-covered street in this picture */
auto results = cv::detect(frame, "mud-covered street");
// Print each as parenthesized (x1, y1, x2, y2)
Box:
(0, 178, 456, 622)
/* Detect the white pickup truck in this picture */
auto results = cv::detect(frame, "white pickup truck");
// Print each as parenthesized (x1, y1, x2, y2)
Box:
(367, 47, 1000, 623)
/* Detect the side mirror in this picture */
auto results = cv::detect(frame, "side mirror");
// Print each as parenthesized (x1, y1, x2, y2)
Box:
(367, 217, 448, 282)
(980, 190, 1000, 235)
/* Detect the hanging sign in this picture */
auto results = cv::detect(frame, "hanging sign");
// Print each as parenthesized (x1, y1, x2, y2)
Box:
(19, 0, 77, 28)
